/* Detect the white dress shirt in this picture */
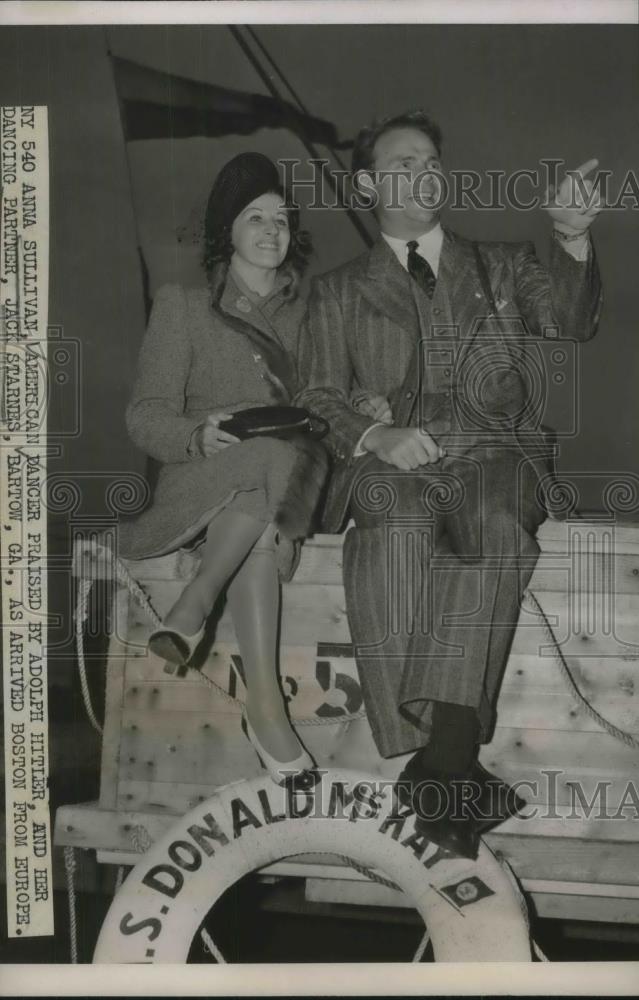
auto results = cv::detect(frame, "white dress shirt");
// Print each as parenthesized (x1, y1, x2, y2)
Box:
(382, 223, 445, 275)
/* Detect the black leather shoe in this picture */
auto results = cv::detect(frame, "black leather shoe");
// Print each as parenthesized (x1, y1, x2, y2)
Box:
(405, 767, 482, 861)
(414, 813, 480, 861)
(469, 762, 528, 831)
(394, 751, 432, 812)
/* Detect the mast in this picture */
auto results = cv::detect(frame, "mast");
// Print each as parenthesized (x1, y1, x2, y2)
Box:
(229, 25, 373, 249)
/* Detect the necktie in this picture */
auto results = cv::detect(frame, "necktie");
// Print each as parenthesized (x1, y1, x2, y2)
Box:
(406, 240, 437, 299)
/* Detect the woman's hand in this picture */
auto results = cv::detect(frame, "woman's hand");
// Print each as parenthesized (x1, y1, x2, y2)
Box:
(352, 393, 394, 425)
(195, 412, 241, 456)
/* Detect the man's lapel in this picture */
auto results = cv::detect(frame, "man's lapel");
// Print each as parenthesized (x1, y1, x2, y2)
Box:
(354, 228, 495, 341)
(437, 226, 507, 337)
(355, 235, 421, 337)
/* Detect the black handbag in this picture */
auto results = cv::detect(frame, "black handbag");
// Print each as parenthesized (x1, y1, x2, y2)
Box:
(219, 405, 329, 441)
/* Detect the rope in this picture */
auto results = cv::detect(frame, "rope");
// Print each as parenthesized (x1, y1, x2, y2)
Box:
(114, 865, 126, 893)
(523, 589, 639, 751)
(412, 929, 431, 962)
(499, 855, 551, 962)
(533, 938, 550, 962)
(130, 824, 152, 854)
(74, 577, 103, 735)
(336, 854, 400, 892)
(63, 846, 79, 964)
(200, 926, 226, 963)
(111, 555, 163, 629)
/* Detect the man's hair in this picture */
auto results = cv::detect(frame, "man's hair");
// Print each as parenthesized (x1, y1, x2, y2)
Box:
(351, 110, 443, 176)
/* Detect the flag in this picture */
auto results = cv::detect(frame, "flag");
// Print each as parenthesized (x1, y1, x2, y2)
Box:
(111, 55, 341, 146)
(439, 875, 496, 908)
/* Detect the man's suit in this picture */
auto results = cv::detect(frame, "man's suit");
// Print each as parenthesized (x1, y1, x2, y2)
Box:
(297, 227, 602, 757)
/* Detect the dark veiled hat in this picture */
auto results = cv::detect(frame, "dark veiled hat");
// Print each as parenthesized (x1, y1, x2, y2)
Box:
(205, 152, 284, 234)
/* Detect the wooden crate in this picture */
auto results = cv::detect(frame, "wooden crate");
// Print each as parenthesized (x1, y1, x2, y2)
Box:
(55, 517, 639, 922)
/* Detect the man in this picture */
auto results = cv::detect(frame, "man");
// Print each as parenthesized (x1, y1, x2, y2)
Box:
(296, 110, 602, 858)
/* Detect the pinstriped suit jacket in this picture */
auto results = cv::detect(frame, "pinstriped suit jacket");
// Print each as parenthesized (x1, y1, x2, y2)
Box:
(296, 226, 603, 531)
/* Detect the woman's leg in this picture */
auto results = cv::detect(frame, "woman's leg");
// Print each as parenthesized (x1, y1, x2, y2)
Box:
(164, 509, 267, 635)
(227, 524, 302, 762)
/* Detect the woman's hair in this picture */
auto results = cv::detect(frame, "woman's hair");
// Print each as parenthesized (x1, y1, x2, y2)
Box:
(202, 192, 312, 301)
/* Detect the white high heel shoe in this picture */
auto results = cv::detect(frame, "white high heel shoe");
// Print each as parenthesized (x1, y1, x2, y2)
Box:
(241, 711, 316, 787)
(148, 622, 206, 667)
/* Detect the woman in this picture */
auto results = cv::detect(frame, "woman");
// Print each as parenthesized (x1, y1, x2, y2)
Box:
(118, 152, 330, 786)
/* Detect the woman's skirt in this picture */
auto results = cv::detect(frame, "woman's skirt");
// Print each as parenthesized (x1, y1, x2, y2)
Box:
(115, 435, 329, 577)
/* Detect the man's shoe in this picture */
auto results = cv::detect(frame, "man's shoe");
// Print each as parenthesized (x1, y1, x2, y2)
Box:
(414, 813, 480, 861)
(469, 761, 528, 831)
(394, 751, 433, 812)
(401, 766, 482, 861)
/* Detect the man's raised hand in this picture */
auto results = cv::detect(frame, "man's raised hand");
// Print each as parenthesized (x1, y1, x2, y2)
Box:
(544, 158, 604, 234)
(362, 425, 445, 469)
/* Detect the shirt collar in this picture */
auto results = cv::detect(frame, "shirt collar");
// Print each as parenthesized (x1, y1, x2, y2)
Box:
(381, 223, 444, 272)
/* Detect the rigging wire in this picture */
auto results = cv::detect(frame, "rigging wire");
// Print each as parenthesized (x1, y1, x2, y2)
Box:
(228, 25, 373, 249)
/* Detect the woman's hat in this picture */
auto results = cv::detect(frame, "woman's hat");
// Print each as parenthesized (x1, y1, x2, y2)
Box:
(205, 152, 283, 234)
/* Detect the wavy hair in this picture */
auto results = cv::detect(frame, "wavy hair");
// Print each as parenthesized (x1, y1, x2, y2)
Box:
(202, 195, 312, 302)
(352, 109, 443, 177)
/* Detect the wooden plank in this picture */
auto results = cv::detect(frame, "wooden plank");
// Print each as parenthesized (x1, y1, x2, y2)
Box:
(493, 691, 639, 734)
(497, 653, 639, 697)
(115, 764, 637, 814)
(53, 802, 177, 852)
(53, 801, 639, 867)
(510, 554, 638, 596)
(115, 718, 261, 804)
(100, 522, 639, 594)
(113, 697, 639, 810)
(249, 551, 639, 595)
(536, 519, 639, 555)
(304, 877, 639, 923)
(116, 778, 246, 814)
(481, 726, 639, 772)
(121, 645, 639, 718)
(531, 892, 639, 923)
(486, 832, 639, 884)
(122, 587, 639, 654)
(117, 667, 639, 735)
(114, 707, 349, 796)
(78, 520, 639, 583)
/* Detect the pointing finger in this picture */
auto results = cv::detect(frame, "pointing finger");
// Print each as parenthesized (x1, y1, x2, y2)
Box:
(571, 158, 599, 179)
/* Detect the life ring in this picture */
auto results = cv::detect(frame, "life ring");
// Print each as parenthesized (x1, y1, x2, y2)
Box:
(94, 769, 532, 963)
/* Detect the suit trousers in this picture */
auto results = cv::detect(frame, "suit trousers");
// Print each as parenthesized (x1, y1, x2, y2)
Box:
(342, 445, 546, 758)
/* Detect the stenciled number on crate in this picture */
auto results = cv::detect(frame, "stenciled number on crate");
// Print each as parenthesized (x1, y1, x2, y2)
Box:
(228, 654, 299, 702)
(226, 649, 362, 718)
(315, 657, 362, 717)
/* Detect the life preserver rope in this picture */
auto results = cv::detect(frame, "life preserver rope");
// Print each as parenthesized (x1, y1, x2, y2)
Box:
(93, 769, 533, 964)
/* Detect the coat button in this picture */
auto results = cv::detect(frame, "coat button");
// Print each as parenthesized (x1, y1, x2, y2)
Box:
(405, 391, 414, 399)
(433, 307, 441, 316)
(236, 296, 252, 313)
(444, 368, 451, 376)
